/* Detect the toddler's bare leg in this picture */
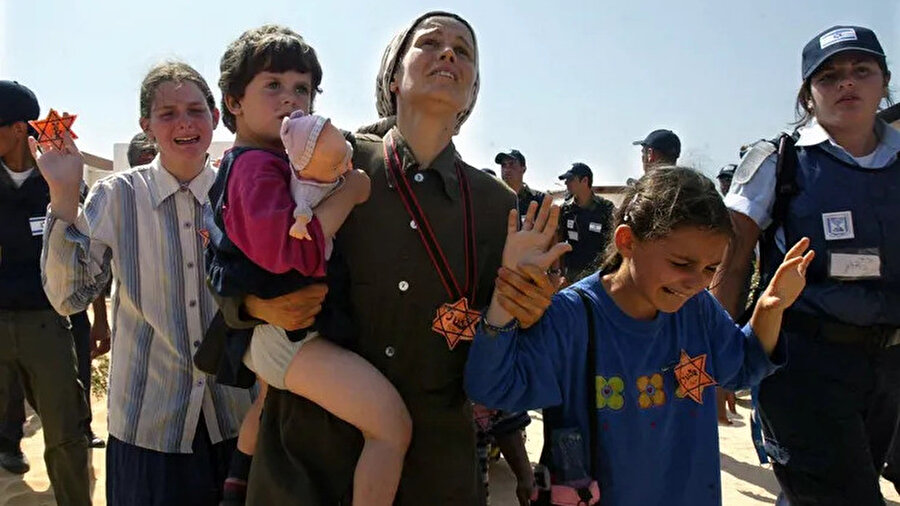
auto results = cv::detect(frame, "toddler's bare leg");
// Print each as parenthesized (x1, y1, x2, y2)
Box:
(236, 379, 267, 455)
(284, 338, 411, 506)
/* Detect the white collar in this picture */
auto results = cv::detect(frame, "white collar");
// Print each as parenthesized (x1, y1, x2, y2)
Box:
(796, 117, 900, 155)
(145, 155, 215, 208)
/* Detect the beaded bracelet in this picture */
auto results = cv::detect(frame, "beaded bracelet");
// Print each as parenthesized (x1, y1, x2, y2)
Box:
(482, 316, 519, 335)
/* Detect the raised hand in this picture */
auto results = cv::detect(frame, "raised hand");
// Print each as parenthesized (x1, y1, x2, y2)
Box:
(484, 199, 570, 329)
(502, 197, 572, 271)
(29, 130, 83, 190)
(29, 130, 83, 222)
(757, 237, 814, 311)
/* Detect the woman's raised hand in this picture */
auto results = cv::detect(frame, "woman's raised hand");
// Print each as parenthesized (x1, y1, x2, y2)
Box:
(494, 264, 557, 329)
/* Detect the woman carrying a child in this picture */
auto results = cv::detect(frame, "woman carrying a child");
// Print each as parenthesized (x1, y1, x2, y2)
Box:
(216, 11, 551, 506)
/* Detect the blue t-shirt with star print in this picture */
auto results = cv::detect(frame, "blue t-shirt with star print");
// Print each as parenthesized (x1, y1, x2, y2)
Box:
(464, 273, 786, 506)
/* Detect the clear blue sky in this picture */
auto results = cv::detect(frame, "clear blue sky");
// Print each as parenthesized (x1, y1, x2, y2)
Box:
(3, 0, 897, 191)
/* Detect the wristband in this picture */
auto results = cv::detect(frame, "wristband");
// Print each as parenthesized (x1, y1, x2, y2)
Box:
(483, 316, 519, 334)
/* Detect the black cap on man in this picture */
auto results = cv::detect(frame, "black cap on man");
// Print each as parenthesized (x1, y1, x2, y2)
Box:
(633, 129, 681, 173)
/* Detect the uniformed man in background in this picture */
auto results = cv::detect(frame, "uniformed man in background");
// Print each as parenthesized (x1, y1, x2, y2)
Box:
(557, 163, 615, 283)
(0, 80, 91, 505)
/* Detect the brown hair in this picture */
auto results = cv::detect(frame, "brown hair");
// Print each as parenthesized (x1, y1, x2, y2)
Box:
(139, 61, 216, 120)
(218, 24, 323, 133)
(794, 56, 893, 126)
(600, 167, 734, 272)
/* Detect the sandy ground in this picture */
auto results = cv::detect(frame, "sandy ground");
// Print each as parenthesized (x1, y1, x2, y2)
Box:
(0, 400, 107, 506)
(2, 394, 899, 505)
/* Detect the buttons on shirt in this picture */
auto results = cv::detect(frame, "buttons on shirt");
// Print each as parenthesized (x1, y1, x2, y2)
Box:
(187, 262, 194, 269)
(196, 379, 204, 387)
(183, 222, 192, 229)
(193, 340, 201, 348)
(188, 300, 197, 308)
(398, 281, 409, 292)
(385, 346, 396, 358)
(410, 220, 418, 230)
(413, 173, 425, 183)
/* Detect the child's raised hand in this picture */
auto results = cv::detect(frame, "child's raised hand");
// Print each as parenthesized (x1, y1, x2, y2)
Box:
(29, 131, 84, 192)
(501, 197, 572, 271)
(29, 130, 84, 222)
(757, 237, 814, 312)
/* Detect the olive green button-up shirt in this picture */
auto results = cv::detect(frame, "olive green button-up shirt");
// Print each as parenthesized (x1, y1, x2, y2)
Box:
(247, 127, 516, 505)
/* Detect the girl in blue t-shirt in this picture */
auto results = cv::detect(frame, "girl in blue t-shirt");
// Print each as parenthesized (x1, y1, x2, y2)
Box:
(465, 167, 813, 506)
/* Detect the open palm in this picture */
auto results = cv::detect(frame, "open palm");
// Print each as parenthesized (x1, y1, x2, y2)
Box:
(502, 197, 572, 271)
(758, 237, 815, 311)
(29, 132, 84, 192)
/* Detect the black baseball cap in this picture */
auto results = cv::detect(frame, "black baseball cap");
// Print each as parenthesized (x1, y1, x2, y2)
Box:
(495, 149, 526, 166)
(717, 164, 737, 179)
(0, 81, 40, 136)
(802, 25, 885, 80)
(633, 129, 681, 159)
(558, 162, 592, 181)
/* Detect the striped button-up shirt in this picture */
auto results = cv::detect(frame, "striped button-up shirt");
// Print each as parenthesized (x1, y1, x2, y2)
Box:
(41, 157, 253, 454)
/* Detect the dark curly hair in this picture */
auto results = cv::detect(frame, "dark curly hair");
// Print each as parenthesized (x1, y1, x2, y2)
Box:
(218, 24, 323, 133)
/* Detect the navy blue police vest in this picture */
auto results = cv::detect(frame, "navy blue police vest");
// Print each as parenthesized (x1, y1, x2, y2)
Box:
(762, 145, 900, 327)
(0, 171, 52, 310)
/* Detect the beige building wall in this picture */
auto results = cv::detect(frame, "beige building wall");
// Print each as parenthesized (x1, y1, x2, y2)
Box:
(81, 152, 113, 189)
(83, 138, 235, 189)
(112, 140, 234, 172)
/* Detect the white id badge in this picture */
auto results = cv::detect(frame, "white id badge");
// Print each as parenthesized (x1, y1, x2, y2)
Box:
(588, 222, 603, 233)
(568, 231, 579, 241)
(829, 250, 881, 280)
(822, 211, 854, 241)
(567, 219, 575, 229)
(29, 216, 45, 236)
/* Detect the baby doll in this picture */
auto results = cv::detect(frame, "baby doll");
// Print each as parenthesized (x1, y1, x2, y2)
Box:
(281, 109, 354, 240)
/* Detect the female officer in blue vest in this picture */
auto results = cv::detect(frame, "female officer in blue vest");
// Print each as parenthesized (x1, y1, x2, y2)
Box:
(712, 25, 900, 505)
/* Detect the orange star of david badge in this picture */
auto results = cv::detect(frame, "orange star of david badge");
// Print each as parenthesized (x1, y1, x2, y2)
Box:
(672, 349, 716, 404)
(432, 298, 481, 350)
(29, 109, 78, 151)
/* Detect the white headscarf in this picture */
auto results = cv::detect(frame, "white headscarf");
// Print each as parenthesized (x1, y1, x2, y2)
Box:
(375, 11, 480, 134)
